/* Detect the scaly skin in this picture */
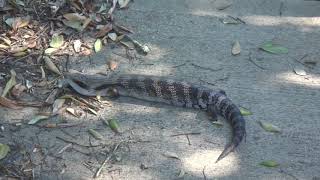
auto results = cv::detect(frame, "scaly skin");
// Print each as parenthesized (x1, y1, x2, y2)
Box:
(64, 72, 246, 162)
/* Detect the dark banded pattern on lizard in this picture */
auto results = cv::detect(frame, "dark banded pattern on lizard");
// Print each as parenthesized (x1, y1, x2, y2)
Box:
(63, 72, 246, 162)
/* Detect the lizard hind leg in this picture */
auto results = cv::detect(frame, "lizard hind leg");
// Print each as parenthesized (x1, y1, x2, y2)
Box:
(207, 104, 219, 121)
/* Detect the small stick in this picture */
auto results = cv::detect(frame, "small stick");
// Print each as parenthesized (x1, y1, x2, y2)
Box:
(190, 63, 223, 72)
(94, 142, 122, 178)
(56, 136, 101, 148)
(170, 132, 201, 137)
(248, 52, 266, 70)
(186, 135, 191, 145)
(279, 1, 284, 16)
(202, 166, 207, 180)
(172, 63, 186, 68)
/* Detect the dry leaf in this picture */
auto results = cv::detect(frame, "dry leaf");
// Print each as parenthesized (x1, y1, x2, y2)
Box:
(0, 44, 9, 49)
(44, 56, 61, 75)
(63, 20, 83, 31)
(52, 98, 65, 114)
(2, 69, 16, 97)
(259, 121, 281, 133)
(231, 41, 241, 55)
(86, 107, 98, 115)
(177, 169, 185, 178)
(88, 129, 103, 140)
(163, 152, 180, 160)
(63, 13, 87, 21)
(0, 37, 11, 45)
(215, 0, 232, 10)
(80, 48, 92, 56)
(10, 46, 28, 53)
(293, 66, 306, 76)
(28, 115, 49, 125)
(118, 0, 130, 8)
(0, 97, 21, 109)
(12, 51, 28, 57)
(45, 48, 58, 54)
(108, 33, 117, 41)
(12, 17, 30, 30)
(95, 23, 113, 38)
(27, 41, 37, 48)
(66, 107, 82, 117)
(73, 39, 82, 53)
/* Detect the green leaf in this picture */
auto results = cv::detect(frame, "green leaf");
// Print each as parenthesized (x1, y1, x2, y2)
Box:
(240, 107, 252, 116)
(50, 35, 64, 48)
(28, 115, 49, 125)
(1, 69, 17, 97)
(108, 119, 119, 133)
(0, 143, 10, 160)
(94, 39, 102, 52)
(45, 48, 58, 54)
(260, 160, 279, 167)
(260, 42, 288, 54)
(259, 121, 281, 133)
(88, 129, 103, 140)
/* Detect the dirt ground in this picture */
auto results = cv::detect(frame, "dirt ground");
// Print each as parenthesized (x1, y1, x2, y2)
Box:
(1, 0, 320, 179)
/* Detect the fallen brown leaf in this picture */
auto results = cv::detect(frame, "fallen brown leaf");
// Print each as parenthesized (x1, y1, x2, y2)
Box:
(0, 97, 21, 109)
(95, 23, 113, 38)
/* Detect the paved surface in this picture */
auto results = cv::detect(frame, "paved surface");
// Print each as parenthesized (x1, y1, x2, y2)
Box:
(1, 0, 320, 179)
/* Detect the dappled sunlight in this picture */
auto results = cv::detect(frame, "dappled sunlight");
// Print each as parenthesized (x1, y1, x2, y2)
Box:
(244, 15, 320, 29)
(183, 149, 239, 177)
(190, 9, 226, 17)
(123, 43, 175, 76)
(278, 72, 320, 88)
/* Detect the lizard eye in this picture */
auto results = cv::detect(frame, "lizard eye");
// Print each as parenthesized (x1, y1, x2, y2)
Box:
(107, 88, 119, 97)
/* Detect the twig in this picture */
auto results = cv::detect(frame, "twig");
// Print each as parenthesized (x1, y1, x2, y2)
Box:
(227, 15, 246, 24)
(172, 63, 186, 68)
(202, 166, 207, 180)
(107, 0, 117, 17)
(248, 52, 266, 70)
(56, 136, 101, 148)
(170, 132, 201, 137)
(190, 63, 223, 72)
(199, 79, 216, 86)
(57, 143, 72, 154)
(293, 54, 308, 65)
(279, 1, 284, 16)
(186, 135, 191, 145)
(94, 142, 122, 178)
